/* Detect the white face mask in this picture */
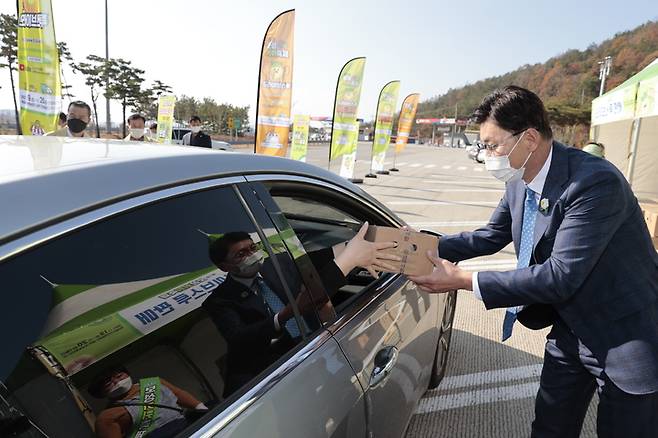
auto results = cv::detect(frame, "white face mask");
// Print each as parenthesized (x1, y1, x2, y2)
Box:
(484, 131, 531, 183)
(235, 250, 265, 278)
(130, 128, 144, 139)
(190, 126, 202, 134)
(106, 376, 132, 399)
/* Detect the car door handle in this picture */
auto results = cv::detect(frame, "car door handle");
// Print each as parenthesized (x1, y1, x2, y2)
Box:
(369, 346, 399, 388)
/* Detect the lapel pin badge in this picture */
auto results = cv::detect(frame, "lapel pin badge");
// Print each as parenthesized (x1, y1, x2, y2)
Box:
(539, 198, 550, 214)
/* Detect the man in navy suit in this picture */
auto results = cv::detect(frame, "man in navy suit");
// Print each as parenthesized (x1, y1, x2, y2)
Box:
(409, 86, 658, 437)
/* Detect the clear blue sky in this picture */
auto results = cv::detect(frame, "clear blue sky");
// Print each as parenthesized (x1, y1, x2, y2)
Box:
(0, 0, 656, 124)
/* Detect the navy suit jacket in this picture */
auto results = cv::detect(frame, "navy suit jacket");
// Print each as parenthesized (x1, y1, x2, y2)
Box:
(440, 141, 658, 394)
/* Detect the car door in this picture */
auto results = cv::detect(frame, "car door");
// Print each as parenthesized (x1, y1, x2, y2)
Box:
(246, 175, 443, 438)
(200, 182, 366, 438)
(0, 178, 365, 438)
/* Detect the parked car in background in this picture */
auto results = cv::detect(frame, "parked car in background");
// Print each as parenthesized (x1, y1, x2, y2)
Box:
(0, 136, 457, 438)
(172, 127, 234, 151)
(466, 144, 479, 161)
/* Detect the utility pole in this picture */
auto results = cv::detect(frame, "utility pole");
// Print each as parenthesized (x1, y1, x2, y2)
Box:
(598, 56, 612, 96)
(105, 0, 111, 134)
(450, 103, 458, 148)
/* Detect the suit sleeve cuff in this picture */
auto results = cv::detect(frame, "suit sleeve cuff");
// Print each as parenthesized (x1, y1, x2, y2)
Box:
(472, 271, 483, 301)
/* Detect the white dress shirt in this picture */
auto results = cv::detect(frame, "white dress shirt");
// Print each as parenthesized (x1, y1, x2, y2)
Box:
(471, 146, 553, 300)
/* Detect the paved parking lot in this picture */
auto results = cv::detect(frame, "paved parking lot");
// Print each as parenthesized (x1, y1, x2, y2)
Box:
(305, 143, 598, 437)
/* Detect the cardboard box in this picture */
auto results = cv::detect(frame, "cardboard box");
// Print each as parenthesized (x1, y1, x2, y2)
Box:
(365, 226, 439, 276)
(640, 203, 658, 238)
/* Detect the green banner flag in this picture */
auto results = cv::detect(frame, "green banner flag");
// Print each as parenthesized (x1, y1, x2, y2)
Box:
(17, 0, 61, 135)
(291, 115, 310, 161)
(330, 58, 366, 162)
(371, 81, 400, 172)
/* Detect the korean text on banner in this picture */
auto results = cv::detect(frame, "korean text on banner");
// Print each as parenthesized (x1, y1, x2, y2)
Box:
(372, 81, 400, 171)
(290, 115, 310, 161)
(156, 95, 176, 144)
(256, 10, 295, 156)
(330, 57, 366, 161)
(395, 94, 420, 153)
(17, 0, 61, 135)
(636, 75, 658, 118)
(339, 121, 360, 179)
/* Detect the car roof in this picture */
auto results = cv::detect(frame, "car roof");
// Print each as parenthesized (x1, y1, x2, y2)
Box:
(0, 135, 392, 243)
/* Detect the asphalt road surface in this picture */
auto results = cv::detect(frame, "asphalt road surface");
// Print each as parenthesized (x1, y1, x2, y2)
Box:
(304, 143, 598, 438)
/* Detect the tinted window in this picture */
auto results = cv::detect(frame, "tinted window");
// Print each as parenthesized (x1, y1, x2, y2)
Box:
(0, 185, 314, 437)
(266, 182, 396, 314)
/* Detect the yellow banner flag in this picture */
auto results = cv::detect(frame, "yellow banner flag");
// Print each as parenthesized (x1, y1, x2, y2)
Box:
(395, 93, 420, 153)
(17, 0, 61, 135)
(155, 95, 176, 144)
(255, 10, 295, 156)
(290, 114, 310, 161)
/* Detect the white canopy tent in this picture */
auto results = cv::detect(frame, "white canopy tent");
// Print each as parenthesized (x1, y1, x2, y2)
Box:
(591, 58, 658, 203)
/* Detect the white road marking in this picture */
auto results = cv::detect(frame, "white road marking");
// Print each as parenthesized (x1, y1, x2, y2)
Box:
(474, 167, 484, 172)
(410, 163, 423, 168)
(441, 165, 452, 169)
(427, 364, 543, 392)
(457, 166, 468, 170)
(416, 382, 539, 414)
(397, 162, 408, 166)
(388, 200, 500, 206)
(424, 164, 437, 169)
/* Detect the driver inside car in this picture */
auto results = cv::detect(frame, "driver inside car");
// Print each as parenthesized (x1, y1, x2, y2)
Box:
(202, 222, 397, 397)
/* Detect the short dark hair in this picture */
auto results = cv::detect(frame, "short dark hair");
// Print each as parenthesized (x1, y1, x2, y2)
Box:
(88, 365, 129, 398)
(127, 113, 146, 124)
(208, 231, 252, 266)
(68, 100, 92, 118)
(58, 112, 67, 123)
(150, 122, 157, 130)
(190, 116, 201, 123)
(471, 86, 553, 139)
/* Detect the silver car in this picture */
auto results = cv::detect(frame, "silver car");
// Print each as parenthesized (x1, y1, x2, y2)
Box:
(0, 136, 456, 438)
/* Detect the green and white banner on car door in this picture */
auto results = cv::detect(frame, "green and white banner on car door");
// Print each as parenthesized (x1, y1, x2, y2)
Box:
(371, 81, 400, 172)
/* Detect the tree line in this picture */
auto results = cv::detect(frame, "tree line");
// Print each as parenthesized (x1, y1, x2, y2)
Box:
(0, 13, 248, 138)
(415, 20, 658, 145)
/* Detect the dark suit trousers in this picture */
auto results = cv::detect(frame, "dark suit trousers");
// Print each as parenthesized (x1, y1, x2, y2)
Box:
(532, 318, 658, 438)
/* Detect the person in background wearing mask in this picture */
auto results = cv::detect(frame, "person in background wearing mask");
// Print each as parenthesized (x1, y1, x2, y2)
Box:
(182, 116, 211, 148)
(46, 101, 91, 137)
(149, 122, 158, 140)
(582, 141, 605, 159)
(89, 366, 207, 438)
(123, 114, 153, 142)
(58, 112, 67, 129)
(203, 224, 396, 397)
(407, 86, 658, 437)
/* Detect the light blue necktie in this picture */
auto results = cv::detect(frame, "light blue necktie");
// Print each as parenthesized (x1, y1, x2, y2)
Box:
(255, 277, 301, 338)
(502, 186, 538, 341)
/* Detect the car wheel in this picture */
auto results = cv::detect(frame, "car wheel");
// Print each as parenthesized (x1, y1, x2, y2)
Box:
(429, 290, 457, 389)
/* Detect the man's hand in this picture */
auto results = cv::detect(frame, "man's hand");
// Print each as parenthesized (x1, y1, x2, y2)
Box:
(408, 251, 472, 293)
(335, 222, 399, 277)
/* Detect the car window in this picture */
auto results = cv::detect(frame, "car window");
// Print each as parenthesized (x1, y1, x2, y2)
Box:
(264, 181, 396, 315)
(0, 185, 316, 438)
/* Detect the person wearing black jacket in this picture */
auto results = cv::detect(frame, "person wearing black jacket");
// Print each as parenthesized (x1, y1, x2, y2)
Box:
(202, 223, 395, 397)
(182, 115, 212, 148)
